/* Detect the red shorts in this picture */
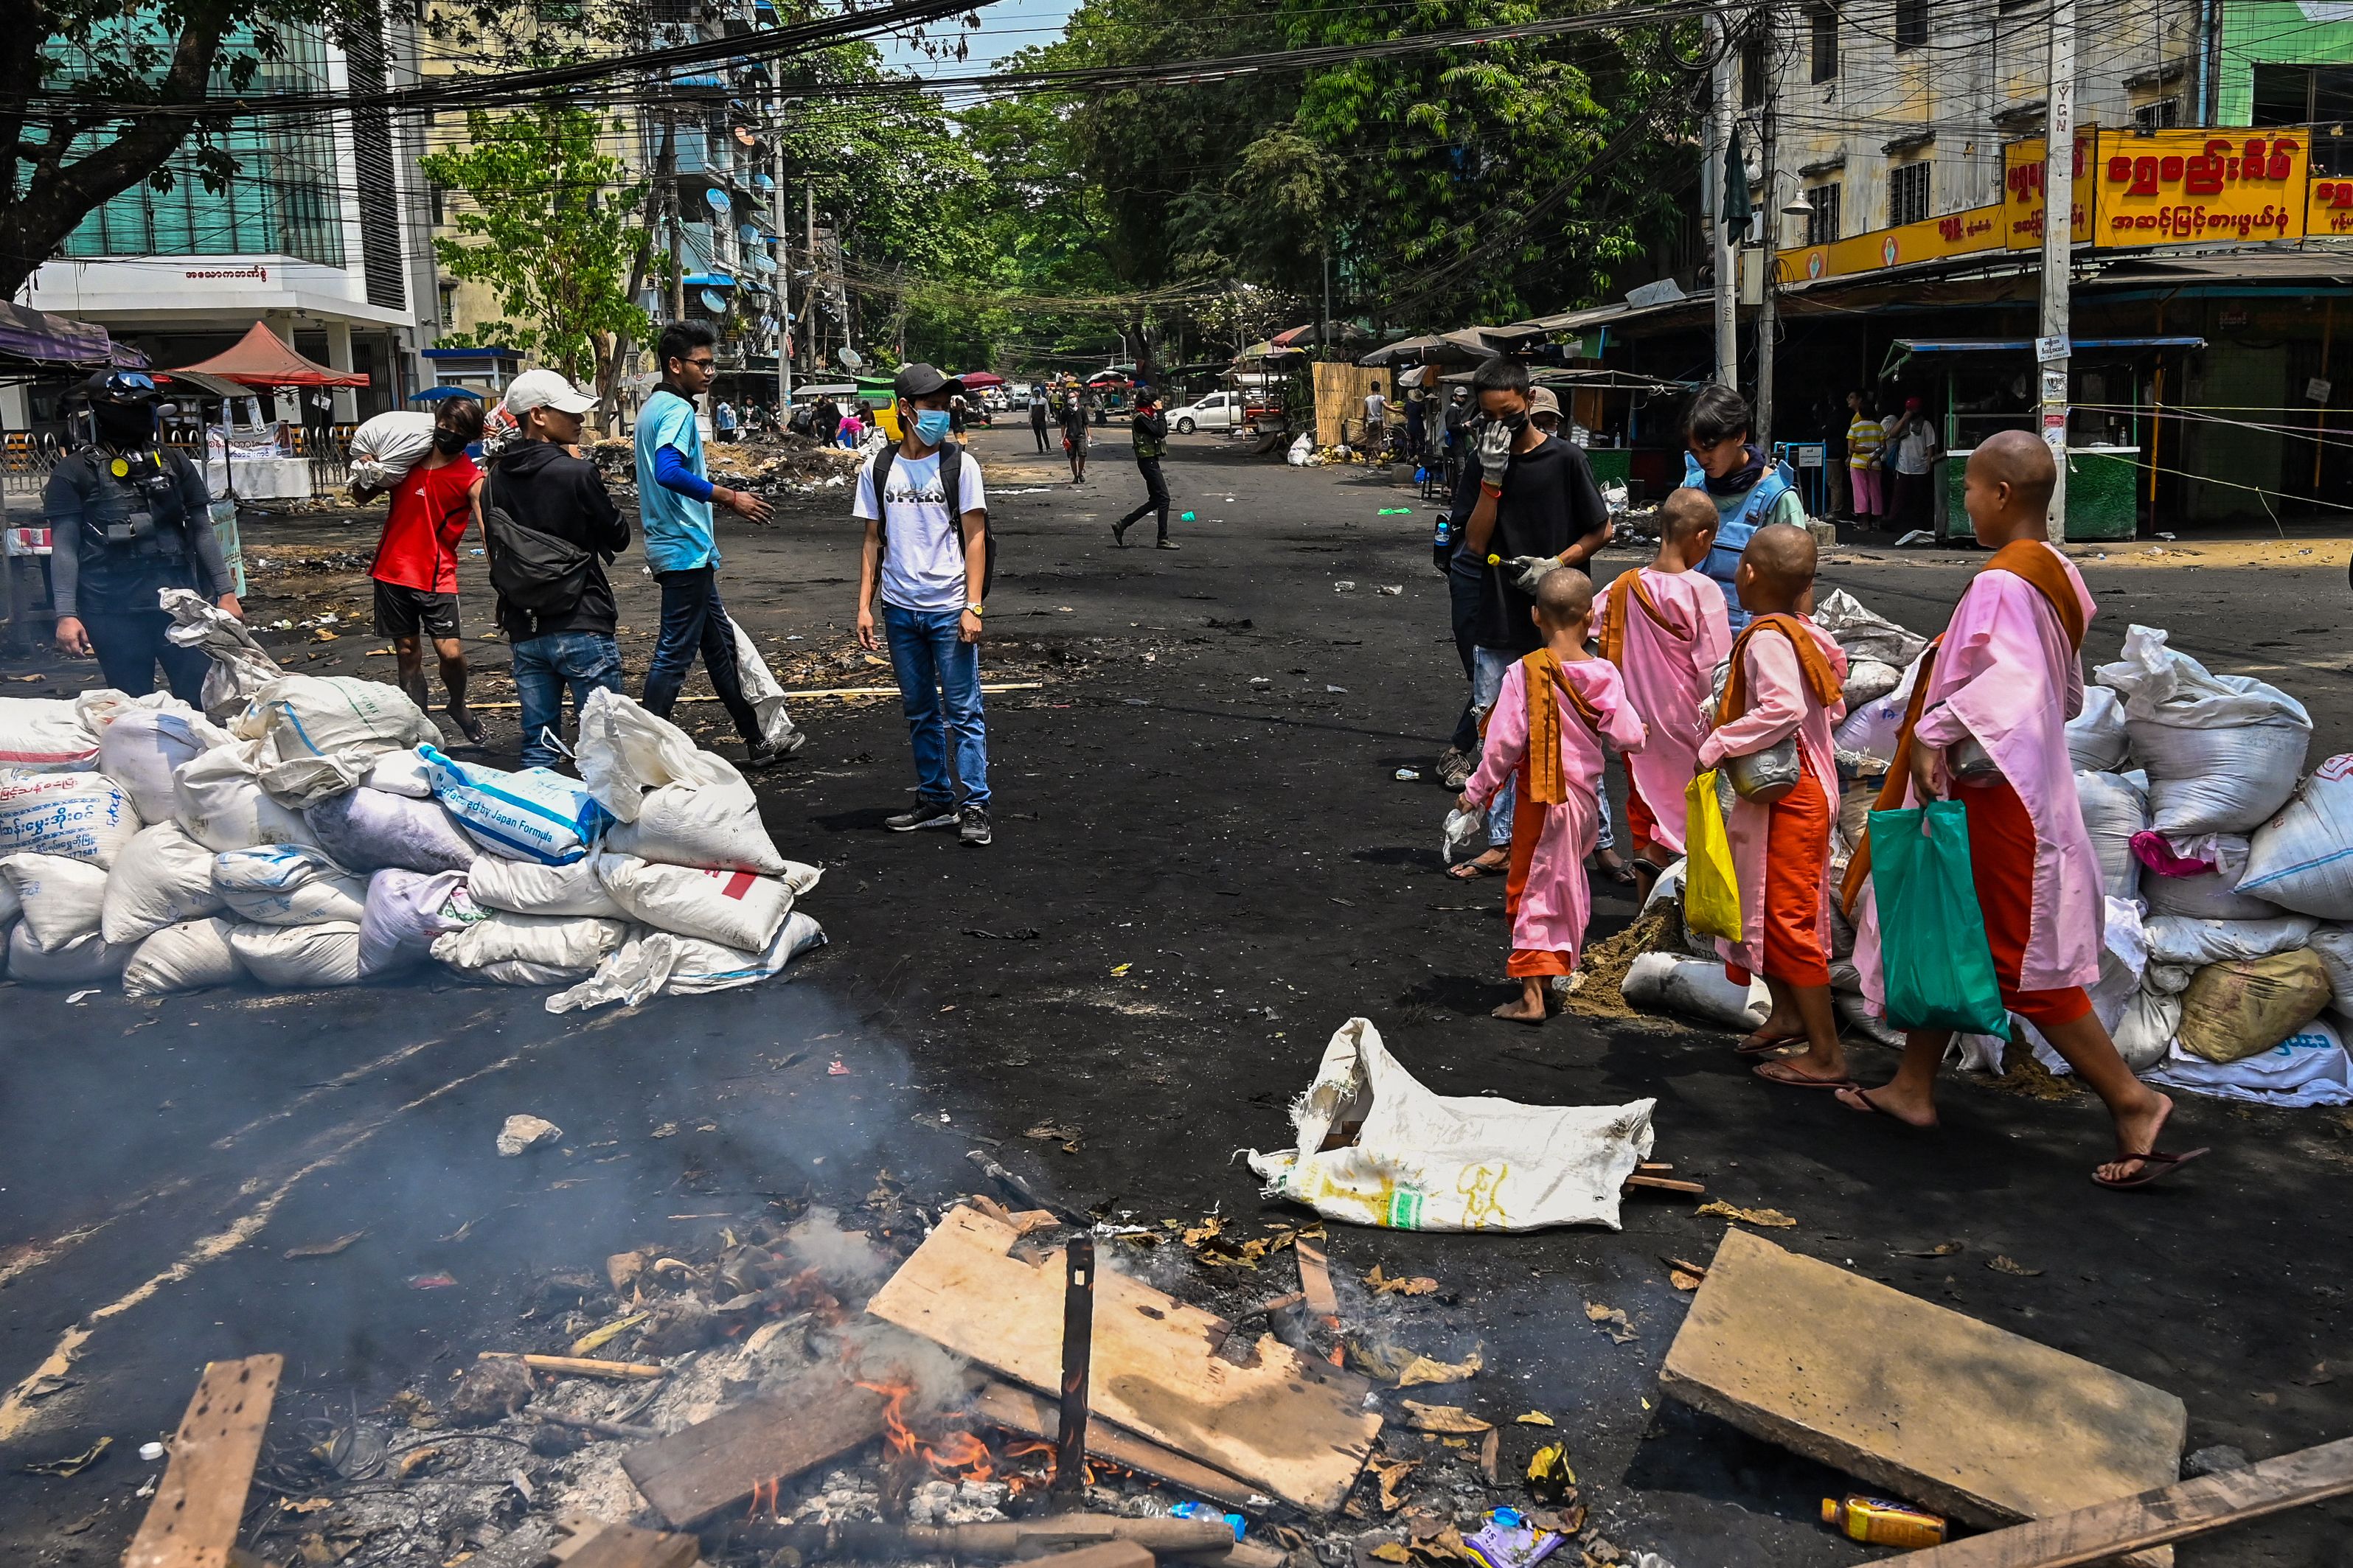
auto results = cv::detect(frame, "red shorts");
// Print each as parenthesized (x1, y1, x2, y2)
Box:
(1960, 778, 2093, 1028)
(1622, 759, 1657, 854)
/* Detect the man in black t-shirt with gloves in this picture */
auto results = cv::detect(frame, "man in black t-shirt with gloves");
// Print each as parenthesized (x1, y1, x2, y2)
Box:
(1112, 389, 1176, 548)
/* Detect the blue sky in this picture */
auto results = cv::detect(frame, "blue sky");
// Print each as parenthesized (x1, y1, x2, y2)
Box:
(875, 0, 1079, 77)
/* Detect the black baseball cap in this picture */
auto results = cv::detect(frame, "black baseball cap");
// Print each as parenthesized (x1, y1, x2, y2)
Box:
(893, 362, 965, 400)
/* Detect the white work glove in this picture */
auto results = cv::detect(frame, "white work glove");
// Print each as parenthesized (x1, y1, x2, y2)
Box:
(1442, 806, 1484, 860)
(1506, 553, 1567, 594)
(1473, 417, 1514, 475)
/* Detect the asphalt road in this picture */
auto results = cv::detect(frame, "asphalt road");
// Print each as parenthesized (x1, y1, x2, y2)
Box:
(3, 426, 2352, 1567)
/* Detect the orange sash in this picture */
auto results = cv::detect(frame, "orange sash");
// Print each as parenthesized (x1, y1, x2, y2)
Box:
(1521, 647, 1602, 806)
(1716, 613, 1843, 728)
(1598, 569, 1681, 670)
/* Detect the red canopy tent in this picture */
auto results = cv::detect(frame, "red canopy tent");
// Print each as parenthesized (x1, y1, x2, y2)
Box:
(167, 321, 368, 387)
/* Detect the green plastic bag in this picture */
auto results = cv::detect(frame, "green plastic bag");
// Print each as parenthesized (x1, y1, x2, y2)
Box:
(1868, 801, 2012, 1039)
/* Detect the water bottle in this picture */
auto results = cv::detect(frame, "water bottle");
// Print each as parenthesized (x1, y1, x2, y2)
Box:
(1432, 513, 1453, 552)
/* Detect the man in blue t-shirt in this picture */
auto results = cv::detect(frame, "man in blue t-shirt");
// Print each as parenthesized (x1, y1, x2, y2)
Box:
(633, 320, 799, 766)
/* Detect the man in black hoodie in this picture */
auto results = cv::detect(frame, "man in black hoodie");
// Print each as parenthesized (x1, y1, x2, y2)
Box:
(487, 369, 631, 768)
(1111, 388, 1175, 548)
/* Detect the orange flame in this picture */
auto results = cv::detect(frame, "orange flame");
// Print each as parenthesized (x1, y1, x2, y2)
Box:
(856, 1378, 997, 1483)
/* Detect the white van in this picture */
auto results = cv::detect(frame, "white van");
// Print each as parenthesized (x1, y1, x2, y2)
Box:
(1168, 391, 1242, 433)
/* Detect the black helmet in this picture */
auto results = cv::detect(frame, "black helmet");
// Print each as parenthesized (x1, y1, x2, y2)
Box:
(84, 369, 162, 403)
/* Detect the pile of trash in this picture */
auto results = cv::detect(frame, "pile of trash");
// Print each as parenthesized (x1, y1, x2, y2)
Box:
(0, 598, 823, 1011)
(1612, 593, 2353, 1108)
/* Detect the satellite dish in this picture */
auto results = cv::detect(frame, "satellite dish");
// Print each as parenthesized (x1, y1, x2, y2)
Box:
(837, 346, 864, 370)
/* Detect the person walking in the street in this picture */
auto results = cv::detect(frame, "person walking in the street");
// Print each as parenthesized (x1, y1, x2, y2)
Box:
(633, 321, 799, 769)
(357, 394, 487, 745)
(1030, 386, 1052, 453)
(44, 369, 243, 703)
(854, 363, 995, 846)
(1059, 383, 1089, 484)
(1113, 389, 1176, 549)
(714, 398, 738, 444)
(486, 370, 630, 769)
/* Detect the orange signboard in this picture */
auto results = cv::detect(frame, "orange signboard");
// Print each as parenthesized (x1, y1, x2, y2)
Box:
(2092, 129, 2306, 245)
(2001, 135, 2094, 249)
(1777, 203, 2003, 285)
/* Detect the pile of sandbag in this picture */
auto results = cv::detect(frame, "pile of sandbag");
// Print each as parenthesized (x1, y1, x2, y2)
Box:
(0, 674, 825, 1007)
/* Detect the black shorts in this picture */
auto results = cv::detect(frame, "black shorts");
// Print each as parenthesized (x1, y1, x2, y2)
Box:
(374, 580, 462, 641)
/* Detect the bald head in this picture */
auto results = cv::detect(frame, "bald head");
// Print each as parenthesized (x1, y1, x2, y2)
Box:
(1969, 428, 2057, 518)
(1660, 487, 1720, 546)
(1532, 565, 1594, 628)
(1742, 521, 1818, 588)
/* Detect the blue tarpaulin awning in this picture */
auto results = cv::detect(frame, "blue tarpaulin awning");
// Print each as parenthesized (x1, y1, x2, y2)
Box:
(410, 386, 484, 403)
(684, 272, 736, 288)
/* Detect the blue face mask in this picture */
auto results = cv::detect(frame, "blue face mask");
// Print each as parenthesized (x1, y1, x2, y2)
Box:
(912, 408, 954, 444)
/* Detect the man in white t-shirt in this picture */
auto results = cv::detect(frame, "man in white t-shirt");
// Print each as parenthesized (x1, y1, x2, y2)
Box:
(854, 362, 995, 846)
(1363, 386, 1388, 445)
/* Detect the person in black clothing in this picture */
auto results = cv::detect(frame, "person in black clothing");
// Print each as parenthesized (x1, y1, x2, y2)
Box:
(1058, 384, 1089, 484)
(45, 369, 243, 702)
(487, 369, 632, 770)
(1029, 388, 1051, 453)
(1404, 390, 1428, 464)
(1112, 390, 1176, 548)
(1437, 357, 1616, 880)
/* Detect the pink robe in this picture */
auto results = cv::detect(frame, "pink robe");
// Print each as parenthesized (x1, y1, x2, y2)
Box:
(1854, 546, 2102, 1002)
(1464, 658, 1649, 963)
(1594, 567, 1733, 854)
(1695, 617, 1848, 976)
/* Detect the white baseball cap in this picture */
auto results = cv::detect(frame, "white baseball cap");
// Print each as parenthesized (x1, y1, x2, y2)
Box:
(504, 368, 597, 417)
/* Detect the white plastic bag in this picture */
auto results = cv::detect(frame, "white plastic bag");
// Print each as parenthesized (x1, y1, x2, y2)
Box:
(160, 588, 283, 718)
(465, 854, 623, 918)
(2075, 770, 2147, 902)
(2065, 686, 2131, 773)
(1620, 951, 1771, 1031)
(214, 845, 368, 926)
(0, 771, 140, 865)
(347, 411, 437, 490)
(431, 911, 630, 983)
(1242, 1017, 1657, 1232)
(2142, 913, 2317, 968)
(1286, 433, 1315, 467)
(593, 851, 797, 951)
(423, 745, 605, 865)
(0, 852, 109, 951)
(2239, 756, 2353, 919)
(547, 910, 827, 1014)
(239, 675, 440, 807)
(367, 748, 435, 798)
(175, 740, 316, 851)
(0, 697, 100, 771)
(572, 687, 740, 823)
(103, 823, 227, 944)
(358, 868, 483, 976)
(728, 620, 800, 751)
(2148, 1016, 2353, 1107)
(124, 916, 247, 997)
(7, 921, 130, 983)
(2095, 624, 2312, 836)
(603, 782, 785, 874)
(306, 787, 475, 874)
(229, 921, 364, 987)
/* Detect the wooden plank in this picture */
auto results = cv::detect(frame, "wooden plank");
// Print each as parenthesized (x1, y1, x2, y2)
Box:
(1661, 1230, 2183, 1563)
(124, 1354, 284, 1568)
(970, 1381, 1260, 1508)
(619, 1364, 886, 1529)
(561, 1522, 701, 1568)
(868, 1205, 1380, 1514)
(1902, 1435, 2353, 1568)
(1021, 1544, 1155, 1568)
(475, 1351, 665, 1380)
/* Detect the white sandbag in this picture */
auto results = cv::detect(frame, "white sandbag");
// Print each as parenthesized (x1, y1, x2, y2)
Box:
(2239, 756, 2353, 919)
(571, 686, 741, 824)
(2308, 926, 2353, 1019)
(1829, 652, 1924, 773)
(547, 910, 827, 1014)
(1619, 951, 1770, 1031)
(423, 745, 604, 865)
(160, 588, 284, 718)
(1840, 657, 1902, 711)
(1240, 1017, 1655, 1233)
(465, 855, 623, 918)
(592, 851, 795, 951)
(2065, 686, 2131, 772)
(175, 740, 316, 851)
(368, 748, 435, 798)
(213, 845, 368, 926)
(1945, 1033, 2008, 1073)
(347, 410, 437, 489)
(2142, 835, 2282, 921)
(0, 916, 9, 976)
(2096, 624, 2312, 835)
(359, 868, 484, 976)
(2141, 912, 2317, 968)
(97, 705, 229, 824)
(306, 787, 474, 874)
(602, 781, 785, 874)
(102, 823, 227, 944)
(237, 675, 440, 807)
(2109, 988, 2183, 1073)
(728, 619, 801, 751)
(123, 916, 247, 997)
(1812, 588, 1929, 668)
(0, 770, 139, 865)
(0, 871, 15, 926)
(431, 911, 629, 982)
(2148, 1016, 2353, 1107)
(7, 921, 130, 983)
(2076, 769, 2147, 902)
(1834, 991, 1905, 1047)
(0, 697, 101, 771)
(229, 921, 364, 988)
(0, 852, 109, 951)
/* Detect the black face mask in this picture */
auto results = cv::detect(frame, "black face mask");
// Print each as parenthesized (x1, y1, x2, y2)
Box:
(94, 400, 156, 447)
(432, 428, 469, 456)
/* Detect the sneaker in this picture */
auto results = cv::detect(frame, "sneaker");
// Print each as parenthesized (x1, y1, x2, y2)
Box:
(1112, 518, 1131, 546)
(959, 805, 993, 847)
(1154, 539, 1181, 550)
(886, 800, 958, 832)
(1439, 747, 1475, 791)
(743, 731, 807, 770)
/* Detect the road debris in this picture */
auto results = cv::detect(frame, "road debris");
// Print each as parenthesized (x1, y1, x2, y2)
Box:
(281, 1230, 366, 1259)
(496, 1113, 563, 1156)
(1582, 1303, 1637, 1344)
(1695, 1199, 1796, 1227)
(123, 1356, 280, 1567)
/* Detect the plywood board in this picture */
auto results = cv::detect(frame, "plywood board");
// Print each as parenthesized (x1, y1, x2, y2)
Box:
(1902, 1435, 2353, 1568)
(1661, 1230, 2184, 1554)
(125, 1354, 284, 1568)
(619, 1365, 886, 1528)
(970, 1381, 1259, 1508)
(563, 1523, 702, 1568)
(1023, 1544, 1155, 1568)
(868, 1205, 1380, 1513)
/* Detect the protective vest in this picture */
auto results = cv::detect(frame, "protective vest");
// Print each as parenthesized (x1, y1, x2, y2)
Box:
(62, 445, 201, 610)
(1684, 450, 1797, 631)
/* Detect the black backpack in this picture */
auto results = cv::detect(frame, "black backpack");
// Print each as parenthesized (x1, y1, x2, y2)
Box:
(482, 467, 599, 620)
(869, 441, 994, 599)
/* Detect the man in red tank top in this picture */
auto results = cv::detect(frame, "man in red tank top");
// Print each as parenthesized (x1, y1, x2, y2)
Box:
(359, 398, 487, 743)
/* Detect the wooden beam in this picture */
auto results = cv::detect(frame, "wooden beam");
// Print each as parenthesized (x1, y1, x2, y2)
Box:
(1018, 1544, 1154, 1568)
(475, 1351, 666, 1380)
(619, 1364, 886, 1529)
(1901, 1436, 2353, 1568)
(969, 1381, 1259, 1508)
(124, 1354, 284, 1568)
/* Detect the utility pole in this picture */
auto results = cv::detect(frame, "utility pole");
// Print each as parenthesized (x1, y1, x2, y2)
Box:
(1321, 246, 1332, 355)
(660, 112, 684, 324)
(2038, 0, 2076, 542)
(1756, 65, 1780, 450)
(805, 187, 818, 374)
(1709, 9, 1739, 390)
(773, 135, 791, 416)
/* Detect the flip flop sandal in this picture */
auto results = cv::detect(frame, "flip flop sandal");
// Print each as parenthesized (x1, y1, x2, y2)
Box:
(1591, 858, 1638, 885)
(447, 709, 487, 747)
(1752, 1061, 1859, 1090)
(2092, 1146, 2211, 1191)
(1447, 857, 1507, 880)
(1734, 1031, 1808, 1059)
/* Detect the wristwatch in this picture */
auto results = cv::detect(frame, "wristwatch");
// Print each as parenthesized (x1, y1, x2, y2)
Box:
(965, 602, 984, 616)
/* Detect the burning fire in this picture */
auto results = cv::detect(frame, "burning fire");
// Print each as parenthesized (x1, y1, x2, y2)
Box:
(858, 1377, 1001, 1483)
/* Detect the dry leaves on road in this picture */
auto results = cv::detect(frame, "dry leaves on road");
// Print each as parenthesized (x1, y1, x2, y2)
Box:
(1696, 1199, 1796, 1227)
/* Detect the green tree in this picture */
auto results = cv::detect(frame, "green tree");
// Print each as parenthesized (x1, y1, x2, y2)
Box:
(421, 103, 654, 390)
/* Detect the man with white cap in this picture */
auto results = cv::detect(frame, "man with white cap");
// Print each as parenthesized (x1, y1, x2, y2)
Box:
(485, 369, 630, 769)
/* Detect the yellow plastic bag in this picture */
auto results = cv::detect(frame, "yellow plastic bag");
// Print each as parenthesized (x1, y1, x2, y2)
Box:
(1683, 770, 1742, 942)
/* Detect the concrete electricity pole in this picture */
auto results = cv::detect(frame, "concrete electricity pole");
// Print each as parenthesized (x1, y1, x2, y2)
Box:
(773, 136, 792, 415)
(2038, 0, 2076, 542)
(1709, 10, 1739, 389)
(660, 113, 684, 325)
(1756, 77, 1780, 449)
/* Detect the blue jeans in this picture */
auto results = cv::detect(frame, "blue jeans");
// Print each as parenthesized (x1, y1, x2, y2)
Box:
(642, 567, 760, 742)
(882, 603, 988, 809)
(1471, 645, 1613, 853)
(512, 630, 622, 770)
